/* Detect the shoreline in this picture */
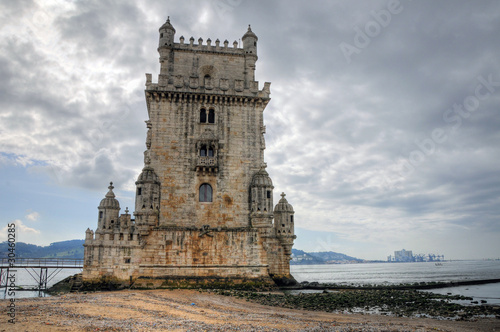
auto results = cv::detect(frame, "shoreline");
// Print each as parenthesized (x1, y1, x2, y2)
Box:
(292, 278, 500, 291)
(1, 289, 499, 331)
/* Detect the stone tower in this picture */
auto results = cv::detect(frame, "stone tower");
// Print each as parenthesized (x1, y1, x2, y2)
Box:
(83, 18, 296, 287)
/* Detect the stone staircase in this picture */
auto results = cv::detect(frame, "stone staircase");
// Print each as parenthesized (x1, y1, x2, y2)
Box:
(69, 273, 83, 293)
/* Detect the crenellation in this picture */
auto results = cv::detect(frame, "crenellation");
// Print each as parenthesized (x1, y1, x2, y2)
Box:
(83, 19, 296, 288)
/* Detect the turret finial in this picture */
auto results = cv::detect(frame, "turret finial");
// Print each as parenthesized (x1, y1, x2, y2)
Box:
(281, 192, 286, 199)
(105, 181, 116, 199)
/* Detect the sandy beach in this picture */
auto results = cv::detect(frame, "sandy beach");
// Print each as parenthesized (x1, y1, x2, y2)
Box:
(1, 289, 499, 331)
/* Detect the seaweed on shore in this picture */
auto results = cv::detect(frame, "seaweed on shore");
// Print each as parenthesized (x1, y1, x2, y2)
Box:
(294, 278, 500, 290)
(213, 288, 500, 320)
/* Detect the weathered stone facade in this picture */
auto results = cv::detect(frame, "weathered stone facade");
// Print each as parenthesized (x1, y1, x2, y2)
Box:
(83, 19, 296, 287)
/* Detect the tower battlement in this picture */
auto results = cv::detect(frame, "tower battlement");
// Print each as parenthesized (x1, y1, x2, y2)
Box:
(168, 37, 244, 53)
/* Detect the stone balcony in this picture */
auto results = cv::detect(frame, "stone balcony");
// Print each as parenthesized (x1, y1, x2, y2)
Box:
(196, 156, 218, 174)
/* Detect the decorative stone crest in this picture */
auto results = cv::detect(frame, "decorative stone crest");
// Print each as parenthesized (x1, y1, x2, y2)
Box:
(199, 225, 213, 237)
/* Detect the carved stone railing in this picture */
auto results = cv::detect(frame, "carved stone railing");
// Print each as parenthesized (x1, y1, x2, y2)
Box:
(198, 156, 217, 166)
(196, 156, 217, 173)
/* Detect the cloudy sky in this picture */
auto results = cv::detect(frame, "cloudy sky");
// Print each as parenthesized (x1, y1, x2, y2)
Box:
(1, 0, 499, 260)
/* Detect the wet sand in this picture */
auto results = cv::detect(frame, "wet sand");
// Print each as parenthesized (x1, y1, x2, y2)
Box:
(1, 289, 499, 331)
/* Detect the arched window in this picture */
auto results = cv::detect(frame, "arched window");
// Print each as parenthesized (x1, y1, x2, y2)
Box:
(199, 183, 213, 202)
(204, 74, 211, 86)
(208, 109, 215, 123)
(200, 108, 207, 123)
(208, 146, 214, 157)
(200, 145, 207, 156)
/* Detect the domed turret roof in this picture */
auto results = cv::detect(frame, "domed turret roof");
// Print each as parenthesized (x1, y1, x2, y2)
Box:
(274, 192, 294, 213)
(160, 17, 175, 32)
(99, 182, 120, 209)
(251, 167, 273, 187)
(136, 166, 160, 184)
(242, 25, 258, 41)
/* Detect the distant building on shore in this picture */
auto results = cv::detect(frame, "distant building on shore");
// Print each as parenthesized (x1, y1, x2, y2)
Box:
(393, 249, 414, 262)
(387, 249, 444, 262)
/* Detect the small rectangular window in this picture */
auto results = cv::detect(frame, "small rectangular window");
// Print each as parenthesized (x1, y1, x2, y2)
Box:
(124, 258, 131, 264)
(200, 108, 207, 123)
(267, 191, 271, 199)
(99, 211, 103, 218)
(208, 109, 215, 123)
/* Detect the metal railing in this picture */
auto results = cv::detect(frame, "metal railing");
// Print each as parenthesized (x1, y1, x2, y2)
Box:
(0, 258, 83, 268)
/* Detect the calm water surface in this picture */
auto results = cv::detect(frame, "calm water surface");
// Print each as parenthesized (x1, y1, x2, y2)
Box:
(1, 268, 81, 299)
(291, 260, 500, 305)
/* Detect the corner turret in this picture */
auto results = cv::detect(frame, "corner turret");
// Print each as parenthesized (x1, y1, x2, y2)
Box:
(97, 182, 120, 230)
(242, 25, 258, 86)
(274, 192, 296, 253)
(250, 167, 274, 229)
(134, 119, 161, 233)
(158, 16, 175, 48)
(158, 17, 175, 82)
(242, 25, 258, 55)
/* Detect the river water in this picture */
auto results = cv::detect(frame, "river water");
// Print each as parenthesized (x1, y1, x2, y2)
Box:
(291, 260, 500, 305)
(2, 260, 499, 304)
(1, 267, 82, 299)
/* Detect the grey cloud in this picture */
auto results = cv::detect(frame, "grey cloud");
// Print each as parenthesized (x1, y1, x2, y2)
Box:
(1, 0, 500, 258)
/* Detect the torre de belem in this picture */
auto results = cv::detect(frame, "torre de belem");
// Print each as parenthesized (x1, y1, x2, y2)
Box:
(83, 18, 297, 287)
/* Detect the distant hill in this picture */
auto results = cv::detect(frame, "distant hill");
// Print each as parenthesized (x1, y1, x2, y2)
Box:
(291, 249, 363, 264)
(0, 239, 84, 259)
(0, 240, 362, 264)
